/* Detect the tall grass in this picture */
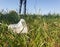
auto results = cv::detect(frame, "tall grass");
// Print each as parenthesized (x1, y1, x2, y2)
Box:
(0, 11, 60, 47)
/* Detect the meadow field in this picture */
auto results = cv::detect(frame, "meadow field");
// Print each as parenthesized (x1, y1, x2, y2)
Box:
(0, 11, 60, 47)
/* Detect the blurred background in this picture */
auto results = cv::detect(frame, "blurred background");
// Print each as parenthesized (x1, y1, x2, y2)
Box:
(0, 0, 60, 15)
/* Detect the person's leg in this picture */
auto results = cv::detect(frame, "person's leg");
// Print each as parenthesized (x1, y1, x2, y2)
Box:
(24, 0, 27, 14)
(19, 0, 23, 14)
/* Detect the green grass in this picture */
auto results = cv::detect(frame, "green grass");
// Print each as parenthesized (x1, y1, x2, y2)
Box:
(0, 11, 60, 47)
